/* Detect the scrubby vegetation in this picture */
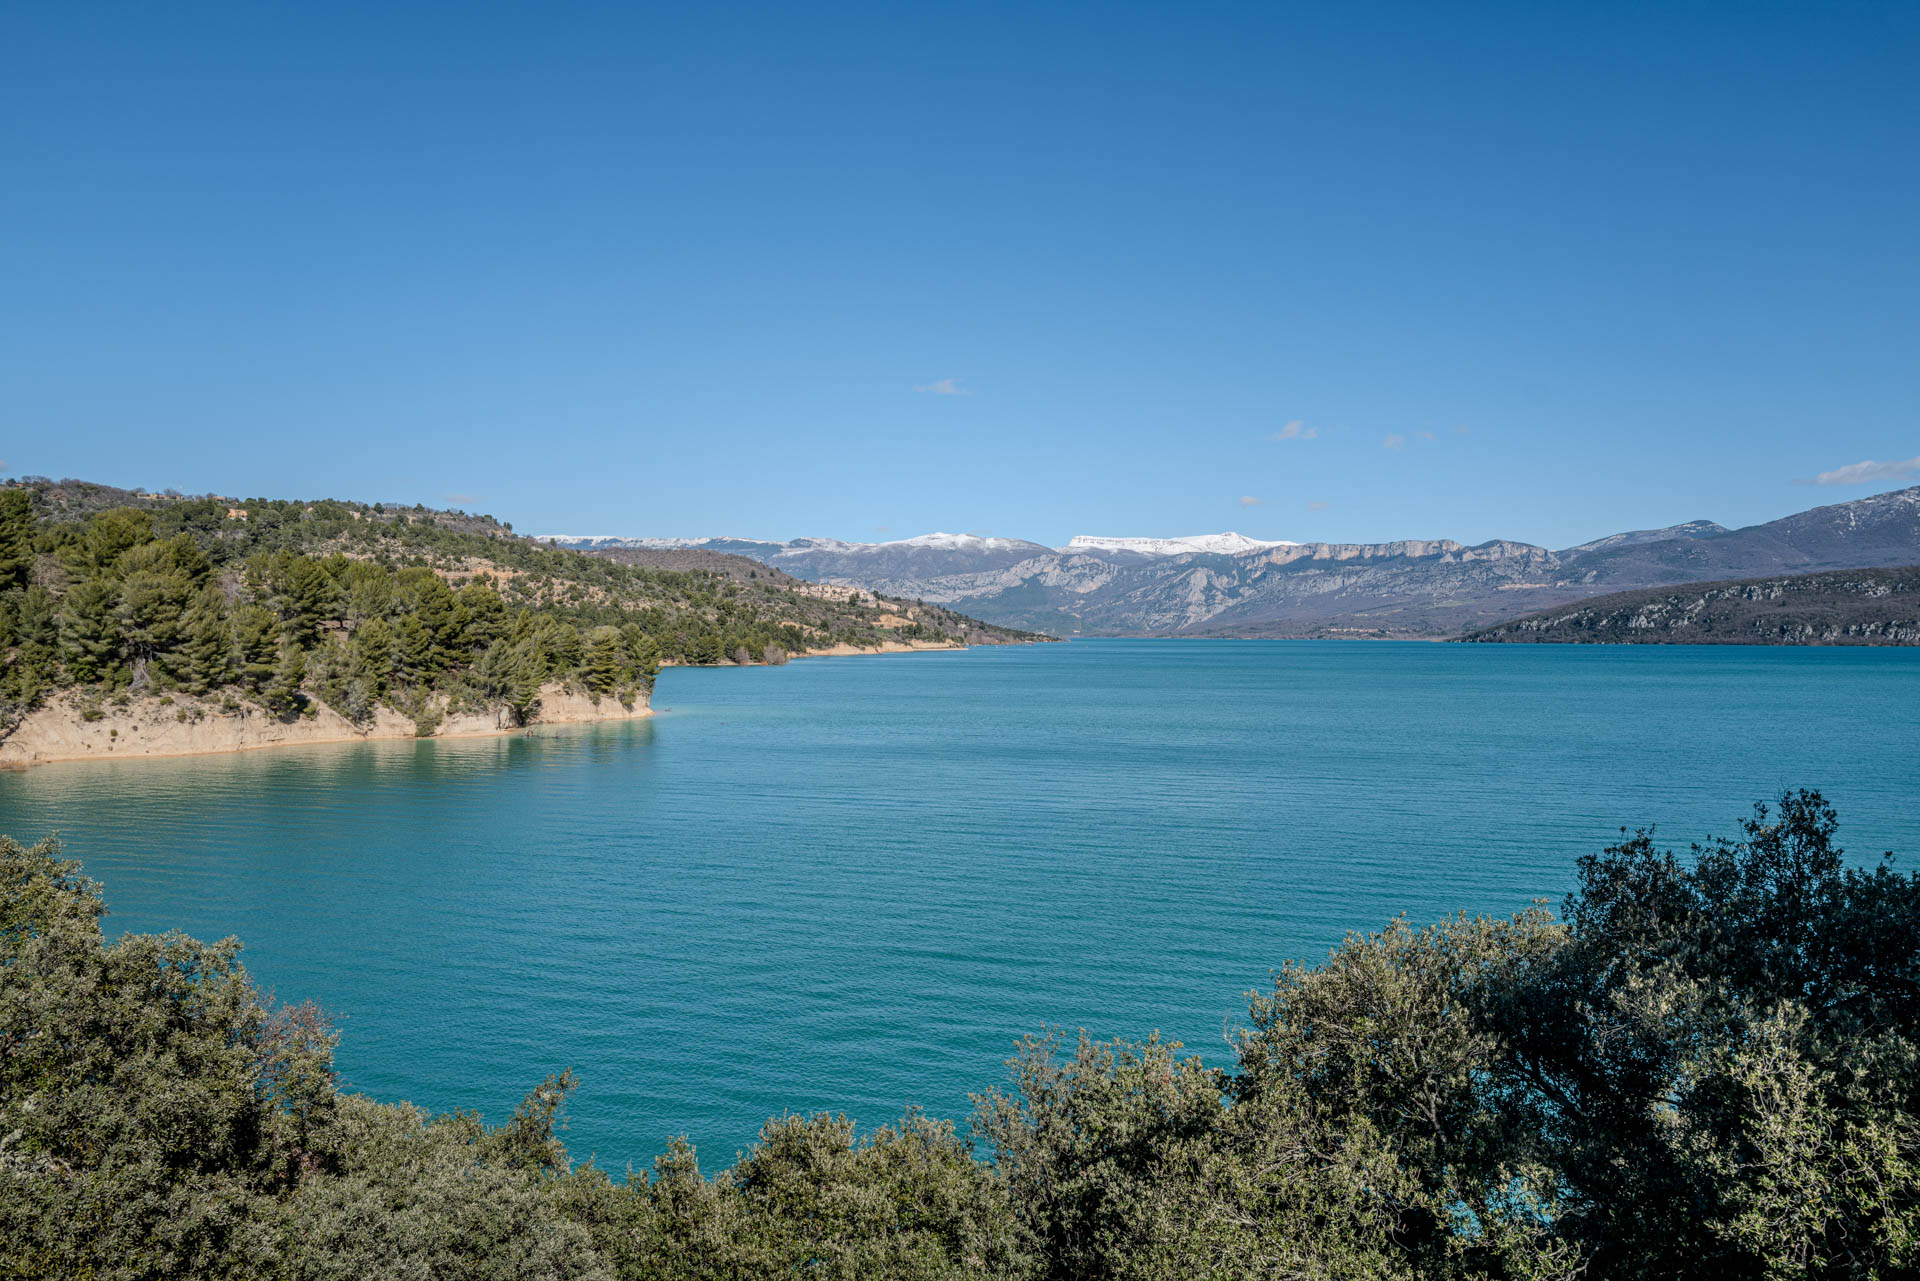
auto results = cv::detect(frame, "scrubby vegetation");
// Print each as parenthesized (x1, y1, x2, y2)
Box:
(3, 791, 1915, 1278)
(1459, 565, 1920, 645)
(0, 479, 1042, 737)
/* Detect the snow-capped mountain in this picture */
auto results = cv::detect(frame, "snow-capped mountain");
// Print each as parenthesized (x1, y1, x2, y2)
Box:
(534, 488, 1920, 637)
(1062, 532, 1302, 558)
(537, 530, 1297, 560)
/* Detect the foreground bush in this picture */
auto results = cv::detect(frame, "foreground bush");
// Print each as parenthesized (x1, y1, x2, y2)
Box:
(3, 791, 1916, 1278)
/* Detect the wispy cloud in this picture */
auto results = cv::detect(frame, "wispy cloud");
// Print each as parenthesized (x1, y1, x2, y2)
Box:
(1420, 430, 1436, 442)
(1238, 495, 1263, 507)
(914, 378, 971, 396)
(1797, 456, 1920, 487)
(1382, 433, 1407, 451)
(1307, 500, 1330, 512)
(874, 524, 890, 534)
(442, 491, 481, 506)
(1454, 425, 1470, 435)
(1271, 419, 1318, 441)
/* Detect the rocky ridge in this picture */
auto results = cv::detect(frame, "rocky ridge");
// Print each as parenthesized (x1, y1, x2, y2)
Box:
(1457, 566, 1920, 645)
(539, 487, 1920, 637)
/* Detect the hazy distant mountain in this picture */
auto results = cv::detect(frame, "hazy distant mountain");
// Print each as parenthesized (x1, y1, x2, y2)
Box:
(1559, 520, 1727, 555)
(538, 487, 1920, 638)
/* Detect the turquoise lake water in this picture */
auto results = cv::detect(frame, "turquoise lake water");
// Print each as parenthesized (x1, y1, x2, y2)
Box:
(3, 639, 1918, 1169)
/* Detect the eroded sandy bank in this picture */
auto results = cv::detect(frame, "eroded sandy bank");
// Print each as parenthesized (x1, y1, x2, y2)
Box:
(0, 640, 1008, 769)
(0, 682, 651, 769)
(787, 640, 968, 659)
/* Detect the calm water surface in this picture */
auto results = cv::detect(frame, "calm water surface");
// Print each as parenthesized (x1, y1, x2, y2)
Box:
(4, 640, 1917, 1167)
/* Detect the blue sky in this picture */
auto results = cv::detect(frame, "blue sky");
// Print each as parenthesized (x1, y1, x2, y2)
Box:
(3, 1, 1916, 548)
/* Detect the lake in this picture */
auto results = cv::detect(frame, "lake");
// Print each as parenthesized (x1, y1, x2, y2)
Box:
(4, 639, 1917, 1170)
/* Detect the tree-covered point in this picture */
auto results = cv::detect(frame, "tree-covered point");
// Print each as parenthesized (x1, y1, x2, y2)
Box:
(0, 479, 1043, 734)
(3, 791, 1915, 1279)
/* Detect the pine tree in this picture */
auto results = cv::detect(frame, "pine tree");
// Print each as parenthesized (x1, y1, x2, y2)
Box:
(69, 507, 153, 578)
(581, 626, 627, 694)
(506, 643, 544, 725)
(467, 640, 513, 705)
(348, 617, 393, 698)
(456, 584, 507, 651)
(163, 532, 213, 587)
(58, 578, 120, 683)
(397, 570, 457, 656)
(342, 562, 394, 622)
(230, 603, 281, 693)
(10, 585, 57, 670)
(178, 586, 232, 695)
(115, 569, 189, 677)
(0, 489, 33, 593)
(0, 585, 57, 715)
(392, 614, 435, 686)
(262, 645, 307, 719)
(689, 632, 725, 666)
(545, 622, 583, 673)
(621, 624, 661, 685)
(277, 557, 339, 647)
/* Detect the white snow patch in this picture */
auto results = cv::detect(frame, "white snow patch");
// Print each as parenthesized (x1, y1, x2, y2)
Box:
(886, 532, 1032, 550)
(1060, 532, 1300, 557)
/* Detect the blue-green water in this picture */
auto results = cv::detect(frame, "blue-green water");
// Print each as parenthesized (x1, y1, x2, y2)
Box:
(3, 640, 1917, 1168)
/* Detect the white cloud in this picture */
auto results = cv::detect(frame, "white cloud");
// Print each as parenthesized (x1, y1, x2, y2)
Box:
(914, 378, 970, 396)
(1383, 433, 1407, 450)
(1798, 455, 1920, 487)
(442, 492, 481, 506)
(1420, 430, 1436, 441)
(1307, 500, 1329, 512)
(1238, 495, 1262, 507)
(1271, 419, 1318, 441)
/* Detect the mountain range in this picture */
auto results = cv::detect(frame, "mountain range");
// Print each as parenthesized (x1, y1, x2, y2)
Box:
(539, 486, 1920, 638)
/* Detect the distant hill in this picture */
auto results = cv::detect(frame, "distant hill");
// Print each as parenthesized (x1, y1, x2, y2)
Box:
(1552, 487, 1920, 589)
(583, 545, 802, 583)
(539, 487, 1920, 638)
(1457, 566, 1920, 646)
(1560, 519, 1728, 555)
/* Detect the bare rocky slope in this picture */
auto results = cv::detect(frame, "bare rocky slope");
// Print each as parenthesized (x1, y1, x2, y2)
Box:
(542, 487, 1920, 638)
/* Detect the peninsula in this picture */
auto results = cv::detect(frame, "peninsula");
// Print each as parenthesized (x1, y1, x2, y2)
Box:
(1458, 565, 1920, 645)
(0, 479, 1044, 768)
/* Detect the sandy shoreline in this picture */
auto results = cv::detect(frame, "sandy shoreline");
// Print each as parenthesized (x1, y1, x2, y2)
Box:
(0, 682, 651, 770)
(0, 640, 998, 770)
(786, 639, 969, 659)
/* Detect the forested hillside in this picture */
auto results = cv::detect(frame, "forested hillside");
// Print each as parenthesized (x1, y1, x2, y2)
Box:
(0, 479, 1042, 741)
(4, 791, 1915, 1278)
